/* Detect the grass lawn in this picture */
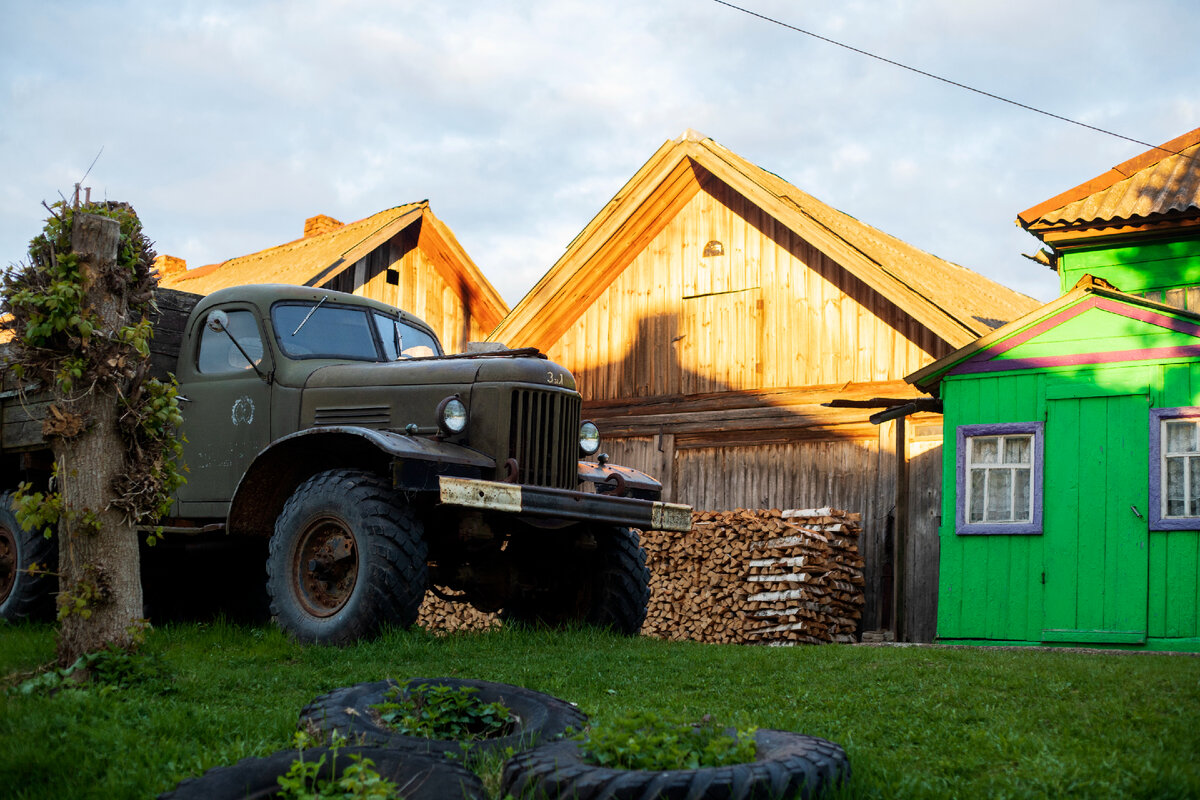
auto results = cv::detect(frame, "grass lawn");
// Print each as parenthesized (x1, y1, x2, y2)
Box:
(1, 621, 1198, 799)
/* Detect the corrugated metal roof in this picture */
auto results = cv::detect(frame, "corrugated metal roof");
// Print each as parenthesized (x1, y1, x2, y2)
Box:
(1019, 127, 1200, 230)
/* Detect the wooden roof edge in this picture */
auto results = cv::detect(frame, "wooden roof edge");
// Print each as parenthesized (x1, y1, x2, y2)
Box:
(490, 134, 707, 344)
(685, 145, 984, 348)
(418, 208, 510, 323)
(1017, 126, 1200, 228)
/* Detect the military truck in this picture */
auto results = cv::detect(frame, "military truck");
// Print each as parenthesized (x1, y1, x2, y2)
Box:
(0, 284, 692, 643)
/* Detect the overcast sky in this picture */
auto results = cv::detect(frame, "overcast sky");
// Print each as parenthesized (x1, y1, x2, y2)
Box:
(2, 1, 1195, 309)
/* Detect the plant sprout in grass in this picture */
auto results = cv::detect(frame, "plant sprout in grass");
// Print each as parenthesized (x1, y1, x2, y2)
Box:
(578, 710, 757, 771)
(371, 683, 514, 741)
(277, 731, 401, 800)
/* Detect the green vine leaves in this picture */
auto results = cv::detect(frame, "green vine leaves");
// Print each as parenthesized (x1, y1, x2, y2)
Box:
(1, 200, 187, 558)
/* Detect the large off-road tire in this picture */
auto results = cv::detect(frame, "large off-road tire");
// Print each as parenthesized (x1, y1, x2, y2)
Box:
(299, 677, 588, 762)
(157, 746, 487, 800)
(504, 526, 649, 636)
(0, 492, 57, 622)
(266, 469, 427, 645)
(502, 729, 851, 800)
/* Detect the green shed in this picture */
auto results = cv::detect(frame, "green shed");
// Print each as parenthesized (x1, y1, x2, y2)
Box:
(907, 126, 1200, 651)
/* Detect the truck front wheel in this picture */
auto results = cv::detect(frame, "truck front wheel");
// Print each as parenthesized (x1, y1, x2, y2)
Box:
(504, 526, 649, 636)
(266, 469, 427, 644)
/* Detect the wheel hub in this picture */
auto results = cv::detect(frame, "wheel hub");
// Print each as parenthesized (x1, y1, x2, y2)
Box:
(293, 516, 359, 617)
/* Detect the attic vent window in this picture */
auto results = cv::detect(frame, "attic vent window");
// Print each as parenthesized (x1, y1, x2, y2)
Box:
(703, 240, 724, 257)
(386, 268, 400, 286)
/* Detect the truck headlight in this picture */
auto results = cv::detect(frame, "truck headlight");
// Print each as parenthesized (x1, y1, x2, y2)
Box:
(437, 395, 468, 435)
(579, 420, 600, 455)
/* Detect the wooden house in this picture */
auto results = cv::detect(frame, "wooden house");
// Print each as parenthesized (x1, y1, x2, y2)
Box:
(157, 203, 508, 353)
(909, 126, 1200, 651)
(489, 130, 1040, 635)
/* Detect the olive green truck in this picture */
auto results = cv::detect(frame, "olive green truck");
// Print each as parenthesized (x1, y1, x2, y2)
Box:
(0, 284, 692, 643)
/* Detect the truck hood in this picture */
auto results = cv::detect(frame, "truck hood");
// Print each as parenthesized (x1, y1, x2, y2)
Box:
(303, 355, 576, 391)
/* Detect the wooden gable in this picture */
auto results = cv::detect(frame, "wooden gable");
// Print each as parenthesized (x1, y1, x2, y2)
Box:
(159, 204, 508, 353)
(492, 131, 1040, 406)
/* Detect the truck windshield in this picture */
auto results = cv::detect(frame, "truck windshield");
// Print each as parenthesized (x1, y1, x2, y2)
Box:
(272, 302, 440, 361)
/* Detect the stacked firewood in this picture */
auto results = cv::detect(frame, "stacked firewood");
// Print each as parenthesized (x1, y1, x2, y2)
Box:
(417, 587, 500, 633)
(641, 508, 864, 645)
(417, 507, 865, 645)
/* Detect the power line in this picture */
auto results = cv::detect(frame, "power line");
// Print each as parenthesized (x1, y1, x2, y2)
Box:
(711, 0, 1185, 159)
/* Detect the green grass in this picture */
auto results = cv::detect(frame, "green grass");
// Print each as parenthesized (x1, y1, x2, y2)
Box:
(2, 620, 1199, 799)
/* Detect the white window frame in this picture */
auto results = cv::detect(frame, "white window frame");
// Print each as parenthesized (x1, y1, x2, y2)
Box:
(955, 422, 1044, 535)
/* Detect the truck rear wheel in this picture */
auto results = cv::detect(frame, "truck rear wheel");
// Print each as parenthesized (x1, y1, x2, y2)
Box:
(0, 492, 57, 622)
(266, 469, 427, 644)
(504, 526, 649, 635)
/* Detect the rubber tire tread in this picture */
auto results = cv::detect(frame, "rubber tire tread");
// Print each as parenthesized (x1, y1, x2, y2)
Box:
(0, 492, 57, 622)
(266, 469, 427, 645)
(586, 527, 650, 635)
(299, 677, 588, 762)
(156, 745, 487, 800)
(501, 729, 850, 800)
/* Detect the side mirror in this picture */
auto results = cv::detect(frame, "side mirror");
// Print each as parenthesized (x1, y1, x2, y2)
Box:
(206, 309, 229, 333)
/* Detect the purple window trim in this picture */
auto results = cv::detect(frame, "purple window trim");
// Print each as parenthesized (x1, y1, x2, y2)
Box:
(955, 422, 1045, 535)
(1149, 407, 1200, 531)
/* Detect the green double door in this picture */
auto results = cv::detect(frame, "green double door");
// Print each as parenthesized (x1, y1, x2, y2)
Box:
(1042, 391, 1149, 644)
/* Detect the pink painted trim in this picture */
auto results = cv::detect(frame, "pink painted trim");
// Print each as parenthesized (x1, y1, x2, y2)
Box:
(955, 344, 1200, 374)
(952, 295, 1200, 376)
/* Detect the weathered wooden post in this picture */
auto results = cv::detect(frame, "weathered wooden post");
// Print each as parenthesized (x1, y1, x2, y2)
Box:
(54, 212, 144, 663)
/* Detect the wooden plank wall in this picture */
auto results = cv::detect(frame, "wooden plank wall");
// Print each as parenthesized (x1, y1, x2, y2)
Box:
(905, 443, 942, 643)
(546, 168, 948, 401)
(333, 224, 496, 354)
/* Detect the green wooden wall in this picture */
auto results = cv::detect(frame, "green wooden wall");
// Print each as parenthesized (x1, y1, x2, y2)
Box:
(938, 362, 1200, 650)
(1058, 237, 1200, 297)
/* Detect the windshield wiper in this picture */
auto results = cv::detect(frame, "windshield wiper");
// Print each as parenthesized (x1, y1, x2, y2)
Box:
(292, 295, 328, 336)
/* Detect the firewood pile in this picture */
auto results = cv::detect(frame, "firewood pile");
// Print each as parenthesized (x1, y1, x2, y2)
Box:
(416, 507, 865, 644)
(417, 587, 500, 634)
(641, 507, 864, 645)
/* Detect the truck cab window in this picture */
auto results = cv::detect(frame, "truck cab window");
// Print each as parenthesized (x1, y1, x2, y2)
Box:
(372, 312, 440, 359)
(273, 303, 381, 360)
(197, 309, 264, 374)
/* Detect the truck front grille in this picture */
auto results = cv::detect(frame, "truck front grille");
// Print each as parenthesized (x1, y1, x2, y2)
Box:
(509, 389, 580, 490)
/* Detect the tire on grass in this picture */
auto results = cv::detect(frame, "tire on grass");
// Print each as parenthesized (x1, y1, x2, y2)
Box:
(266, 469, 427, 645)
(503, 526, 649, 636)
(0, 492, 57, 622)
(501, 730, 850, 800)
(156, 746, 486, 800)
(299, 677, 588, 762)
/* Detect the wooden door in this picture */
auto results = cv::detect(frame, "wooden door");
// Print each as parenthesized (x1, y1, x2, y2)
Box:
(1042, 392, 1149, 644)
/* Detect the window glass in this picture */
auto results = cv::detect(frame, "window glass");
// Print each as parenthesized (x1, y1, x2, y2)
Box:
(371, 312, 440, 360)
(1162, 417, 1200, 518)
(272, 303, 381, 360)
(197, 309, 264, 374)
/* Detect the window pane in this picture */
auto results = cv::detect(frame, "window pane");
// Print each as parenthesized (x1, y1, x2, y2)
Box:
(1167, 457, 1186, 516)
(1013, 468, 1032, 522)
(985, 469, 1013, 521)
(969, 470, 986, 522)
(1166, 421, 1198, 454)
(971, 437, 999, 465)
(1004, 435, 1031, 465)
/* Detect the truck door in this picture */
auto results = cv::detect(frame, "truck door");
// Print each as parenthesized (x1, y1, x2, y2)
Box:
(174, 305, 273, 516)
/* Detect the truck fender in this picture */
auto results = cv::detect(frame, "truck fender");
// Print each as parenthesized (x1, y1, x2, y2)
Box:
(227, 426, 495, 536)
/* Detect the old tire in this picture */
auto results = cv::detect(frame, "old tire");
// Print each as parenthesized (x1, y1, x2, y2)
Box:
(266, 469, 427, 645)
(502, 729, 850, 800)
(157, 746, 486, 799)
(504, 526, 649, 636)
(299, 677, 588, 762)
(0, 492, 57, 622)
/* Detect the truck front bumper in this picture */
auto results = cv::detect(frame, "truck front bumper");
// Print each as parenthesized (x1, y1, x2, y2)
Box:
(438, 476, 693, 532)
